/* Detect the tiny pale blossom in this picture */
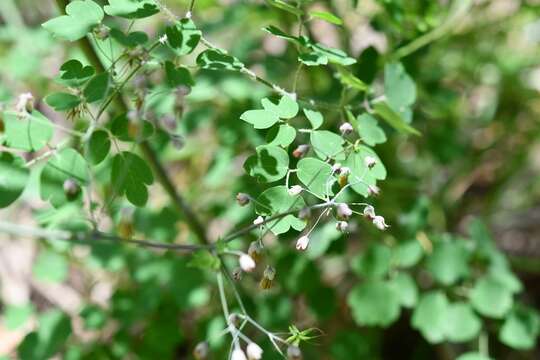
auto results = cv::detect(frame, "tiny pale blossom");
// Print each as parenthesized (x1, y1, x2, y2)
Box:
(16, 92, 34, 113)
(363, 205, 376, 219)
(185, 10, 192, 19)
(236, 192, 250, 206)
(159, 34, 168, 44)
(288, 185, 303, 196)
(239, 254, 256, 272)
(336, 221, 349, 232)
(339, 122, 353, 135)
(339, 167, 351, 176)
(295, 235, 310, 251)
(364, 156, 377, 169)
(336, 203, 353, 219)
(332, 163, 342, 172)
(372, 215, 389, 230)
(246, 342, 263, 360)
(253, 216, 264, 226)
(232, 347, 247, 360)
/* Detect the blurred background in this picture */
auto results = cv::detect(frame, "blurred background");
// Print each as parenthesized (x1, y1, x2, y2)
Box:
(1, 0, 540, 359)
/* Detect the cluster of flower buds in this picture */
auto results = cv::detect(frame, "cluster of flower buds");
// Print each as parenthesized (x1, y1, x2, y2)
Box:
(259, 265, 276, 289)
(292, 144, 309, 158)
(16, 92, 34, 114)
(236, 192, 250, 206)
(363, 205, 389, 230)
(339, 122, 353, 136)
(231, 343, 263, 360)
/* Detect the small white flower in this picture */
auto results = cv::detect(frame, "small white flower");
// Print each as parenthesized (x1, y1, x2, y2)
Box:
(239, 254, 256, 272)
(246, 342, 263, 360)
(336, 221, 349, 232)
(339, 167, 351, 176)
(158, 34, 168, 44)
(295, 235, 310, 251)
(363, 205, 376, 219)
(372, 215, 389, 230)
(185, 10, 192, 19)
(339, 122, 354, 135)
(253, 216, 264, 226)
(368, 184, 380, 196)
(16, 92, 34, 113)
(337, 203, 353, 219)
(288, 185, 303, 196)
(231, 347, 247, 360)
(332, 163, 342, 172)
(364, 156, 377, 169)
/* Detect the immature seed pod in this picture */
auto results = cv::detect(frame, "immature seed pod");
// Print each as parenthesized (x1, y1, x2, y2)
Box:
(236, 193, 250, 206)
(292, 144, 309, 158)
(63, 178, 81, 201)
(193, 341, 209, 360)
(287, 345, 302, 360)
(260, 265, 276, 290)
(248, 241, 263, 263)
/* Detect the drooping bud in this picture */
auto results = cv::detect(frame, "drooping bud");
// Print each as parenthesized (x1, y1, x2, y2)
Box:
(372, 215, 389, 230)
(231, 347, 248, 360)
(260, 265, 276, 290)
(239, 254, 256, 272)
(336, 221, 349, 232)
(363, 205, 376, 219)
(16, 92, 34, 114)
(339, 167, 351, 176)
(287, 345, 302, 360)
(160, 114, 177, 132)
(295, 235, 310, 251)
(339, 122, 353, 136)
(253, 216, 264, 226)
(364, 155, 377, 169)
(232, 267, 243, 281)
(288, 185, 303, 196)
(367, 184, 380, 196)
(292, 144, 309, 158)
(170, 134, 185, 150)
(336, 203, 352, 219)
(63, 178, 81, 201)
(248, 241, 263, 263)
(236, 193, 250, 206)
(193, 341, 209, 360)
(246, 342, 263, 360)
(298, 207, 311, 220)
(332, 163, 342, 172)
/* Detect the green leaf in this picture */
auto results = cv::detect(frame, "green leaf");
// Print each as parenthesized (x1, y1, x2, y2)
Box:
(412, 291, 449, 343)
(499, 306, 540, 350)
(308, 42, 356, 66)
(255, 185, 306, 235)
(166, 18, 201, 56)
(40, 148, 89, 207)
(3, 111, 53, 151)
(389, 273, 418, 308)
(310, 130, 344, 160)
(444, 302, 481, 342)
(347, 280, 401, 327)
(244, 145, 289, 182)
(84, 72, 110, 103)
(306, 222, 342, 259)
(373, 101, 420, 135)
(357, 114, 386, 146)
(188, 251, 221, 271)
(110, 28, 148, 47)
(0, 153, 29, 208)
(165, 61, 194, 87)
(18, 310, 71, 360)
(267, 124, 296, 147)
(470, 274, 513, 319)
(42, 0, 104, 41)
(298, 52, 328, 66)
(4, 304, 34, 330)
(310, 11, 343, 25)
(384, 62, 416, 113)
(336, 66, 368, 91)
(266, 0, 303, 16)
(303, 108, 323, 129)
(57, 59, 94, 87)
(456, 353, 492, 360)
(351, 243, 392, 279)
(85, 130, 111, 165)
(33, 250, 68, 283)
(296, 157, 334, 200)
(263, 25, 301, 43)
(394, 240, 423, 268)
(261, 95, 299, 119)
(45, 92, 81, 111)
(196, 49, 243, 71)
(344, 146, 386, 197)
(240, 109, 280, 129)
(104, 0, 158, 19)
(111, 151, 154, 207)
(80, 305, 106, 330)
(426, 240, 469, 286)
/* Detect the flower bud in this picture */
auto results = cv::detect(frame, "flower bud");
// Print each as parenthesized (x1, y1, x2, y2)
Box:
(339, 122, 353, 135)
(159, 34, 168, 44)
(176, 85, 192, 97)
(236, 193, 250, 206)
(160, 114, 177, 132)
(170, 134, 185, 150)
(364, 155, 377, 169)
(332, 163, 342, 172)
(193, 341, 209, 360)
(232, 267, 243, 281)
(228, 313, 240, 327)
(239, 254, 256, 272)
(260, 265, 276, 290)
(288, 185, 303, 196)
(246, 342, 263, 360)
(93, 24, 110, 40)
(248, 241, 263, 263)
(292, 144, 309, 158)
(298, 207, 311, 220)
(336, 221, 349, 232)
(16, 92, 34, 114)
(367, 184, 380, 196)
(253, 216, 264, 226)
(336, 203, 352, 219)
(287, 345, 302, 360)
(63, 178, 81, 201)
(295, 235, 310, 251)
(232, 347, 247, 360)
(372, 215, 389, 230)
(363, 205, 375, 219)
